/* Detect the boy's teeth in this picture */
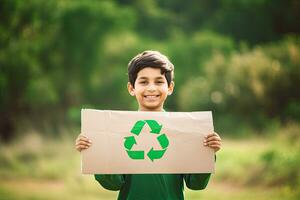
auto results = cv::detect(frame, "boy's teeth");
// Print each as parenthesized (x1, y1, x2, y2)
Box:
(145, 95, 158, 99)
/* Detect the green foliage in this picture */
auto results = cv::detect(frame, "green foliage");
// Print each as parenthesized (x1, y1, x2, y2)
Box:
(258, 123, 300, 188)
(259, 149, 300, 188)
(0, 133, 76, 180)
(0, 0, 299, 140)
(179, 36, 300, 131)
(0, 0, 136, 140)
(214, 123, 300, 199)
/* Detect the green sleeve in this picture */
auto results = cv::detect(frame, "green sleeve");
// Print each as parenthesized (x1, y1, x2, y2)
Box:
(183, 173, 211, 190)
(94, 174, 125, 191)
(184, 155, 216, 190)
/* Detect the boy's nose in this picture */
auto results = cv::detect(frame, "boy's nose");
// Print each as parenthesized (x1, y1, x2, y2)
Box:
(146, 84, 156, 92)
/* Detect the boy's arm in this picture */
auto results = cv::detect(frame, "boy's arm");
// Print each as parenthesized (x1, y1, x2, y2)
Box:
(94, 174, 125, 191)
(183, 154, 216, 190)
(183, 154, 214, 190)
(183, 173, 211, 190)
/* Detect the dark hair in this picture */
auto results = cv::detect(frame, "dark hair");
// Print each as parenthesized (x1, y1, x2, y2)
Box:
(127, 50, 174, 88)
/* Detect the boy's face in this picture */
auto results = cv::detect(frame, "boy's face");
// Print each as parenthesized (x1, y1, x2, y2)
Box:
(128, 67, 174, 111)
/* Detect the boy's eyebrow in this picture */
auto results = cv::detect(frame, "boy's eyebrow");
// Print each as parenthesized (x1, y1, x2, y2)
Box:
(137, 77, 148, 80)
(137, 76, 165, 80)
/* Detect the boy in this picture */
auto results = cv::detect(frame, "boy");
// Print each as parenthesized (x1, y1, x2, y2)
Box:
(75, 50, 222, 200)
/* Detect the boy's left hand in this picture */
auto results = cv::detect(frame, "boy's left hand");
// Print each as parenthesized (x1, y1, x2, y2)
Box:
(203, 132, 222, 152)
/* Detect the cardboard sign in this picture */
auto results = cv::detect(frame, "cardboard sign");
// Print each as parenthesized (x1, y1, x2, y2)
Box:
(81, 109, 215, 174)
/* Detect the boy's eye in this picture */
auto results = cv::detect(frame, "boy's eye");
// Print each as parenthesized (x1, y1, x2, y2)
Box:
(139, 81, 147, 84)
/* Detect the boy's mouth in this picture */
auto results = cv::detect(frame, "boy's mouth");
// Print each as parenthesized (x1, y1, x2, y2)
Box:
(144, 95, 160, 100)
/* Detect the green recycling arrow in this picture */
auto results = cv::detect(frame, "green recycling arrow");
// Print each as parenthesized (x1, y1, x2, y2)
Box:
(147, 148, 166, 161)
(126, 150, 144, 159)
(124, 136, 136, 150)
(145, 120, 162, 134)
(124, 119, 169, 161)
(157, 134, 169, 149)
(130, 120, 146, 135)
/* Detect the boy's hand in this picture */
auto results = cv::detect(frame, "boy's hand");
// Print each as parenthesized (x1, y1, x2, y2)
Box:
(203, 132, 221, 152)
(75, 134, 92, 152)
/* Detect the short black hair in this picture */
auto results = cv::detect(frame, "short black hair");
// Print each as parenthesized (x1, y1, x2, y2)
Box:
(127, 50, 174, 87)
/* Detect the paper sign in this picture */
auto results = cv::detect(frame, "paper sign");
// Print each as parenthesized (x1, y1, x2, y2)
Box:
(81, 109, 215, 174)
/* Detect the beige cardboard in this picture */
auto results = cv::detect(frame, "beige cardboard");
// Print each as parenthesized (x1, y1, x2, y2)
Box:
(81, 109, 215, 174)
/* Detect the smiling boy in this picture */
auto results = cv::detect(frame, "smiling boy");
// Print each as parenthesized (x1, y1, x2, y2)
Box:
(76, 50, 222, 200)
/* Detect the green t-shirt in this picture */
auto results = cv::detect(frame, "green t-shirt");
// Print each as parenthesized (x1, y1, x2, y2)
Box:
(94, 173, 211, 200)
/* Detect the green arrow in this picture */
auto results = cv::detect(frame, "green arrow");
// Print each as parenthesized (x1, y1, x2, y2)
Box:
(126, 150, 144, 159)
(145, 120, 162, 134)
(124, 136, 136, 150)
(157, 134, 169, 149)
(131, 120, 146, 135)
(147, 148, 166, 162)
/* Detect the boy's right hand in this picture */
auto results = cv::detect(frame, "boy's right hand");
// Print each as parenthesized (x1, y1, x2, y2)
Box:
(75, 134, 92, 152)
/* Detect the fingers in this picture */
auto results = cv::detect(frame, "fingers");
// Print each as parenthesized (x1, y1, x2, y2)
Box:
(75, 134, 92, 152)
(204, 132, 222, 152)
(76, 134, 89, 142)
(76, 141, 92, 152)
(203, 141, 221, 152)
(76, 144, 90, 151)
(204, 140, 220, 146)
(205, 132, 221, 142)
(76, 135, 92, 143)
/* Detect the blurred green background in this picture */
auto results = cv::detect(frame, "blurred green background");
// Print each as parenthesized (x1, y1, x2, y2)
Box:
(0, 0, 299, 199)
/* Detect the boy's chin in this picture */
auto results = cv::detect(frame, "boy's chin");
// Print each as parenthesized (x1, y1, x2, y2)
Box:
(140, 104, 163, 111)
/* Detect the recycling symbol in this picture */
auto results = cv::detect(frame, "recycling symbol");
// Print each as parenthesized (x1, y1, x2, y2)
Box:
(123, 120, 169, 162)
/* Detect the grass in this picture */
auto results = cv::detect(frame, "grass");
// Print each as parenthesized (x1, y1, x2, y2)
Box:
(0, 126, 299, 200)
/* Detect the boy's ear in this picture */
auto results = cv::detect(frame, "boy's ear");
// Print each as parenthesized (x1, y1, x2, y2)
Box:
(127, 82, 135, 96)
(168, 81, 175, 95)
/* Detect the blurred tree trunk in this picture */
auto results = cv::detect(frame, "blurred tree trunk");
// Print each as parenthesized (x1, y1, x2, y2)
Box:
(0, 113, 14, 142)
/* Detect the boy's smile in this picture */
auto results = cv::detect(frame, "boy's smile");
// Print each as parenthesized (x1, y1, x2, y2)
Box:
(128, 67, 174, 112)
